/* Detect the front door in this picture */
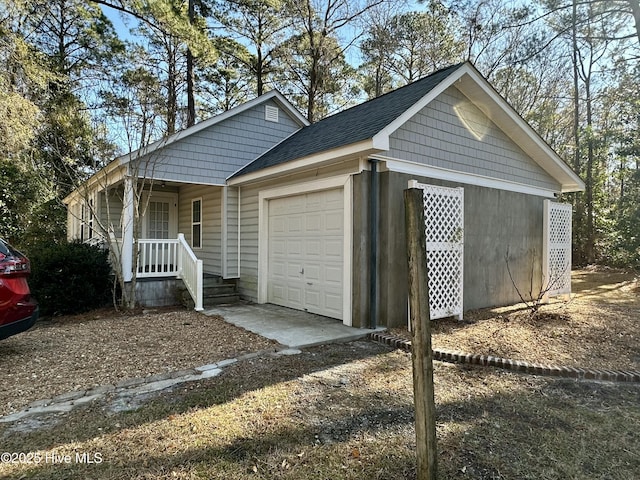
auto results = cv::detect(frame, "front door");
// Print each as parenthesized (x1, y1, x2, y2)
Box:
(142, 193, 178, 239)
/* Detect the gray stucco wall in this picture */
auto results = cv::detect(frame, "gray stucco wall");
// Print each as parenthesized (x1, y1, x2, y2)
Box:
(353, 170, 546, 329)
(135, 278, 180, 307)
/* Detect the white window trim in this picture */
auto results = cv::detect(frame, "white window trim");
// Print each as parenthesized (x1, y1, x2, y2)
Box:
(191, 197, 203, 250)
(257, 174, 353, 326)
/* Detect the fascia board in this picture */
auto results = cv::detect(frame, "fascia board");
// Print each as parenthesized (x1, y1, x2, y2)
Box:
(227, 139, 377, 186)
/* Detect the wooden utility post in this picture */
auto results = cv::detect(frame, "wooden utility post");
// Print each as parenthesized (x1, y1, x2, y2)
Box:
(404, 187, 437, 480)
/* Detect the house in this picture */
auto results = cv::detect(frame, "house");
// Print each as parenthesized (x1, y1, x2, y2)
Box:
(64, 62, 585, 329)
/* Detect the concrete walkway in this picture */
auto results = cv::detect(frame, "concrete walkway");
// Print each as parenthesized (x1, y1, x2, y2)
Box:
(203, 303, 384, 348)
(0, 349, 304, 430)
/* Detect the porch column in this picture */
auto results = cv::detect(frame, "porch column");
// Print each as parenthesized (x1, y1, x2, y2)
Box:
(122, 175, 134, 282)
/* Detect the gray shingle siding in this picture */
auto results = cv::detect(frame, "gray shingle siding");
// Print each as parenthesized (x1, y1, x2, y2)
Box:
(387, 86, 561, 191)
(232, 64, 464, 178)
(138, 99, 301, 184)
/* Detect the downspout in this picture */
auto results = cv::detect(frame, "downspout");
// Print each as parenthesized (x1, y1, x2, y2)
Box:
(369, 158, 379, 329)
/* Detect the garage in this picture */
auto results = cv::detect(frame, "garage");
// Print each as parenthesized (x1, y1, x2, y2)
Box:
(267, 188, 344, 319)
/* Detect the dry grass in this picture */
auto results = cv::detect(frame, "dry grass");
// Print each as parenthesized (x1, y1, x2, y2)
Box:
(0, 269, 639, 479)
(0, 343, 638, 479)
(393, 268, 640, 371)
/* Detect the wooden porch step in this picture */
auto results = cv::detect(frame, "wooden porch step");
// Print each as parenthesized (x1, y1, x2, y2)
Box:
(203, 283, 237, 296)
(203, 293, 241, 306)
(178, 275, 241, 309)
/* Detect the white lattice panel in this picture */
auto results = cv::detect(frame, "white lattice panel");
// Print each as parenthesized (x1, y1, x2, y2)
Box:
(543, 200, 572, 298)
(409, 180, 464, 320)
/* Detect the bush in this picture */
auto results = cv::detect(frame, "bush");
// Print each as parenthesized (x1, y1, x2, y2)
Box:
(29, 240, 112, 316)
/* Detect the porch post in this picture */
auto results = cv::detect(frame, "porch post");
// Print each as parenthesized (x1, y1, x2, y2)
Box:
(122, 175, 134, 282)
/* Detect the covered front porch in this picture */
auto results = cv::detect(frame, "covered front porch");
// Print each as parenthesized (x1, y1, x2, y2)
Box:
(65, 169, 236, 311)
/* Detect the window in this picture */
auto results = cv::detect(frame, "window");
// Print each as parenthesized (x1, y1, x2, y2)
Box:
(80, 202, 86, 242)
(88, 198, 94, 239)
(192, 199, 202, 248)
(148, 201, 170, 239)
(80, 199, 94, 241)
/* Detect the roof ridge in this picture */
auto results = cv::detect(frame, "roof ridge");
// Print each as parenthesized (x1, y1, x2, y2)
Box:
(309, 62, 467, 127)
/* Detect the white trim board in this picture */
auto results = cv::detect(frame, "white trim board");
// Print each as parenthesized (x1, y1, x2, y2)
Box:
(257, 174, 353, 326)
(374, 155, 558, 199)
(228, 140, 376, 185)
(221, 186, 228, 278)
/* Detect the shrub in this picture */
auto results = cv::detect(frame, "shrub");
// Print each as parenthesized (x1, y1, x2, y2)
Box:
(29, 240, 112, 316)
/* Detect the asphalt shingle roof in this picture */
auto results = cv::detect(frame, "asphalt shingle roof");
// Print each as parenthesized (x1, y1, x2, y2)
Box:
(231, 63, 465, 178)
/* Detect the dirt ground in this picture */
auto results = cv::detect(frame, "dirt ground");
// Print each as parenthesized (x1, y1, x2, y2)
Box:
(393, 267, 640, 372)
(0, 308, 279, 417)
(1, 268, 637, 419)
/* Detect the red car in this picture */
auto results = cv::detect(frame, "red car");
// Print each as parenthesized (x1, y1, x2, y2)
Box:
(0, 239, 38, 340)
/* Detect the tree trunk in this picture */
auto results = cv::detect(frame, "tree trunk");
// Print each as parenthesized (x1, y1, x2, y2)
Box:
(404, 187, 438, 480)
(186, 0, 196, 127)
(584, 76, 595, 263)
(166, 39, 177, 135)
(629, 0, 640, 45)
(571, 0, 585, 265)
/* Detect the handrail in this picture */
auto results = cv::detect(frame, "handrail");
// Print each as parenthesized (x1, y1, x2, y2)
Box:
(176, 233, 203, 311)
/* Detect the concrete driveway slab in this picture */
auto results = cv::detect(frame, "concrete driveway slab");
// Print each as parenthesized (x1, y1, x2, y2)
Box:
(203, 303, 384, 349)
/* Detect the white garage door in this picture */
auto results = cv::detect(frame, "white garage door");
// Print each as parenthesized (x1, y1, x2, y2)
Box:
(268, 188, 344, 319)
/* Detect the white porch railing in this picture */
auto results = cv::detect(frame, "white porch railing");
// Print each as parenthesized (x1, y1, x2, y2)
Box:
(137, 239, 180, 277)
(176, 233, 203, 311)
(106, 233, 203, 311)
(136, 235, 203, 311)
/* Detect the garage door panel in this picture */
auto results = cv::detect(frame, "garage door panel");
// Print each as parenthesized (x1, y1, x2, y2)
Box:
(304, 290, 321, 309)
(304, 264, 322, 282)
(325, 265, 342, 284)
(323, 188, 342, 204)
(270, 284, 287, 304)
(305, 239, 322, 256)
(270, 238, 287, 255)
(270, 260, 287, 278)
(286, 262, 303, 278)
(287, 215, 303, 234)
(271, 217, 286, 234)
(267, 188, 344, 320)
(324, 292, 342, 312)
(286, 239, 303, 256)
(287, 286, 303, 304)
(325, 212, 343, 231)
(306, 213, 323, 231)
(324, 239, 342, 257)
